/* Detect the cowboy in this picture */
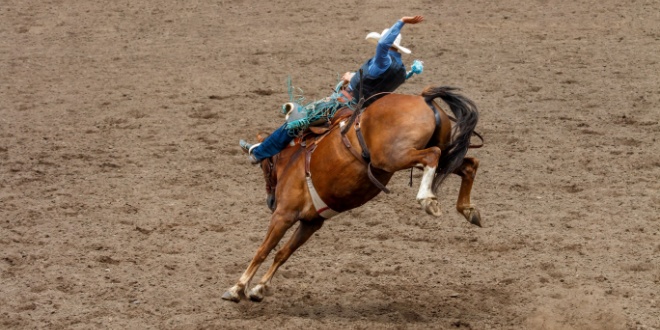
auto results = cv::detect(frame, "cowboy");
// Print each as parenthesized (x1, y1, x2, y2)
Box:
(240, 15, 425, 163)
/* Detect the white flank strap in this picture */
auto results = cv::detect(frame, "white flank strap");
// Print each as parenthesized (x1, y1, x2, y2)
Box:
(306, 176, 339, 219)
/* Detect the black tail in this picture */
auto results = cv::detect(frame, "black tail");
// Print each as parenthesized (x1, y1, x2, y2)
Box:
(422, 86, 479, 194)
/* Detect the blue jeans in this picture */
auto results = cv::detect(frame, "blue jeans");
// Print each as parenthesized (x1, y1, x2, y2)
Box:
(251, 124, 294, 161)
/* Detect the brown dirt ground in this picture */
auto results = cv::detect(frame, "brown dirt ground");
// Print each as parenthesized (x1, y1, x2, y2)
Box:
(1, 0, 659, 329)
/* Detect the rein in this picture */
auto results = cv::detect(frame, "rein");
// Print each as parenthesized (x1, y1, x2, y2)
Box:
(339, 70, 391, 194)
(340, 109, 391, 194)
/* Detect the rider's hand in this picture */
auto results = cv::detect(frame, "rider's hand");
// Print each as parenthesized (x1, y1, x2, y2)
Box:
(401, 16, 424, 24)
(342, 71, 355, 84)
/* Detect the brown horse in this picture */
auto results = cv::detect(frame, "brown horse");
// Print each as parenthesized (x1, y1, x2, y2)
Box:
(222, 86, 481, 302)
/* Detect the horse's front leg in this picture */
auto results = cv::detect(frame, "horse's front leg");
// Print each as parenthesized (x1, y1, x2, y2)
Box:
(453, 157, 481, 227)
(247, 218, 324, 302)
(222, 211, 297, 302)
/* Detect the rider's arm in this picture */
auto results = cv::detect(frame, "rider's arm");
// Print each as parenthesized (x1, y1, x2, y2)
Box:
(367, 20, 405, 77)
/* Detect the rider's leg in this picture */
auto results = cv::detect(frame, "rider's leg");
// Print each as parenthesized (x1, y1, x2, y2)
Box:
(249, 124, 295, 161)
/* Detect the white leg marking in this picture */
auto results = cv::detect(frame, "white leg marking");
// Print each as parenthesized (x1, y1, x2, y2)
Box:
(416, 166, 437, 201)
(250, 284, 265, 296)
(238, 271, 251, 285)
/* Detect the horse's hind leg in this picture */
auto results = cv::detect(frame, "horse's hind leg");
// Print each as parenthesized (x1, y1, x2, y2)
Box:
(453, 157, 482, 227)
(247, 218, 324, 302)
(373, 146, 443, 216)
(416, 160, 443, 216)
(222, 212, 297, 302)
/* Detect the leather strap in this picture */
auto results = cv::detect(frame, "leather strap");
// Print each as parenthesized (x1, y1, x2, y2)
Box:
(367, 163, 390, 194)
(427, 99, 442, 138)
(430, 100, 484, 148)
(354, 121, 371, 162)
(339, 115, 390, 194)
(341, 135, 367, 164)
(337, 86, 390, 194)
(337, 89, 354, 104)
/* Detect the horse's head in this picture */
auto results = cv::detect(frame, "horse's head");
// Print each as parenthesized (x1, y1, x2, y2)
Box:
(256, 132, 277, 212)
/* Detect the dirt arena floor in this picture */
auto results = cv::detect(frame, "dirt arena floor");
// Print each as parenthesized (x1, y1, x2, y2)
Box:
(2, 0, 659, 329)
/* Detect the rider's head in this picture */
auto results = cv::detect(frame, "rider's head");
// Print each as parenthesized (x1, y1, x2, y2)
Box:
(365, 28, 412, 54)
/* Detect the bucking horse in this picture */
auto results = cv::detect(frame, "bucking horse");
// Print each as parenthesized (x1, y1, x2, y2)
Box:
(223, 86, 481, 302)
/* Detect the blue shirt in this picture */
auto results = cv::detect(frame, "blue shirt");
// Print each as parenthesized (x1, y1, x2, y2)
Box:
(348, 20, 406, 92)
(366, 20, 405, 78)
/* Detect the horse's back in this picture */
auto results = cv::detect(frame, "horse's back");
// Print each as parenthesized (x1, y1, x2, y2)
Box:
(361, 94, 447, 163)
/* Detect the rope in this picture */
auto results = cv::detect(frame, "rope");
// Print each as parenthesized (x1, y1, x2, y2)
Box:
(284, 78, 356, 137)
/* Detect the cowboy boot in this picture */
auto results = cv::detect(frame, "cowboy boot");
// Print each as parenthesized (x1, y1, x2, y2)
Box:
(239, 140, 261, 165)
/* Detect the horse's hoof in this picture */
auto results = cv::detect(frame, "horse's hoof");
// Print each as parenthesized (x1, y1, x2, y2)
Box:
(222, 291, 240, 302)
(221, 286, 243, 303)
(420, 198, 442, 216)
(463, 207, 482, 227)
(248, 284, 266, 302)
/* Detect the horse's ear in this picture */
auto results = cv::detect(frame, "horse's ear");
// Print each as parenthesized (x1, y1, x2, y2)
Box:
(256, 132, 270, 142)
